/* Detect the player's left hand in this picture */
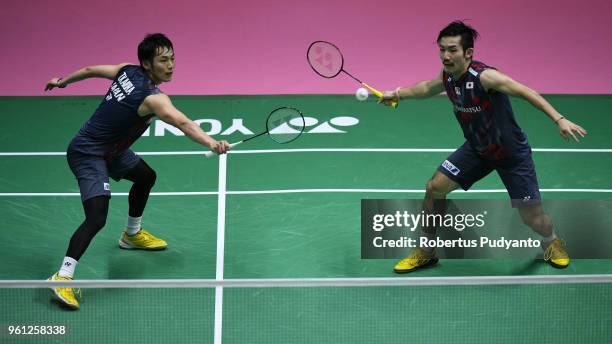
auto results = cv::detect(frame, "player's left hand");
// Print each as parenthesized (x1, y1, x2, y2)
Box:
(44, 77, 65, 91)
(557, 118, 587, 142)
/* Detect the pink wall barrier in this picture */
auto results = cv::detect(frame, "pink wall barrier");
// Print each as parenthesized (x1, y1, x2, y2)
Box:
(2, 0, 611, 95)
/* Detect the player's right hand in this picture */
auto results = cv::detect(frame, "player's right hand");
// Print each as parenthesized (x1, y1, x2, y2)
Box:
(557, 118, 587, 143)
(210, 140, 230, 154)
(378, 90, 399, 106)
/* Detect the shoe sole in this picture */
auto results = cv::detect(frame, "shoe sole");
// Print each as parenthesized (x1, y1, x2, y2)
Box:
(546, 260, 569, 269)
(51, 289, 79, 310)
(393, 258, 439, 274)
(47, 277, 79, 310)
(118, 239, 167, 250)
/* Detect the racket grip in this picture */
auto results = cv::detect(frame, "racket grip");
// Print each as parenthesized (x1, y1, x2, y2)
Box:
(203, 141, 243, 158)
(362, 83, 398, 108)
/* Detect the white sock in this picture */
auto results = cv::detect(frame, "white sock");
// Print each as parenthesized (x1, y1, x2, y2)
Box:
(126, 216, 142, 235)
(58, 257, 77, 278)
(542, 232, 558, 245)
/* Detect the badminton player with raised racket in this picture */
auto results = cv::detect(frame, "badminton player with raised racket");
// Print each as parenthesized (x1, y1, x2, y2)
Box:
(379, 21, 587, 273)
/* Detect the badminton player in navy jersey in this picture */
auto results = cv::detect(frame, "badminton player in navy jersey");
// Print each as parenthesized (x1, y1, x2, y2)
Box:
(44, 33, 230, 308)
(380, 21, 587, 273)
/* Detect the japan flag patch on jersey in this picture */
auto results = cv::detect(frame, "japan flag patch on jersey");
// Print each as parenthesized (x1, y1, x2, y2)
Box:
(466, 82, 474, 89)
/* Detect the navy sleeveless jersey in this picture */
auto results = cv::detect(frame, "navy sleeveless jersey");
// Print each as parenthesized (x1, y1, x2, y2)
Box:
(442, 61, 529, 160)
(69, 65, 159, 159)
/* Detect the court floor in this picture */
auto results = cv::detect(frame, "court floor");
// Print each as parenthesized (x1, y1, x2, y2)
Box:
(1, 95, 611, 343)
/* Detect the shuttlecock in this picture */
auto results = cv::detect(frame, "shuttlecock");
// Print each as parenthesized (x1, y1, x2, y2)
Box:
(355, 87, 369, 101)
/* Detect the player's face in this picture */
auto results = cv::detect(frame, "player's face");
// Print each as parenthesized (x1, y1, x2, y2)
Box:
(438, 36, 473, 76)
(144, 47, 175, 84)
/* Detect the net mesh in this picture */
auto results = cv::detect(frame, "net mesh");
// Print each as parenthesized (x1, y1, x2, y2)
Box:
(1, 277, 611, 343)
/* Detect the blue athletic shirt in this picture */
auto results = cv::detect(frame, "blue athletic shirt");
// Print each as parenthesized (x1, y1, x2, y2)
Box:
(442, 61, 530, 161)
(68, 65, 159, 160)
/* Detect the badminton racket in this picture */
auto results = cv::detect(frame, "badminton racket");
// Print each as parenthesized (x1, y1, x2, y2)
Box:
(204, 106, 305, 157)
(307, 41, 398, 108)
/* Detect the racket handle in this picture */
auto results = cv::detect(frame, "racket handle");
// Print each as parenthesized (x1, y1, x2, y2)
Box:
(362, 83, 398, 108)
(203, 141, 243, 158)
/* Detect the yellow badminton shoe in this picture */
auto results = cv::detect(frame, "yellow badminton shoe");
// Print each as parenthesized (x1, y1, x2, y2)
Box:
(393, 248, 439, 274)
(543, 238, 570, 269)
(48, 273, 80, 310)
(119, 229, 167, 250)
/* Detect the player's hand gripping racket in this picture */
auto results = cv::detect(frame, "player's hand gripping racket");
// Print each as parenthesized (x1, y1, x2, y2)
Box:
(204, 107, 305, 157)
(307, 41, 398, 108)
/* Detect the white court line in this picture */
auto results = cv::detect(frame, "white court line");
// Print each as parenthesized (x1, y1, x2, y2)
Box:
(3, 274, 612, 288)
(1, 148, 612, 156)
(228, 148, 612, 154)
(2, 189, 612, 197)
(0, 192, 218, 197)
(214, 154, 227, 344)
(226, 188, 612, 195)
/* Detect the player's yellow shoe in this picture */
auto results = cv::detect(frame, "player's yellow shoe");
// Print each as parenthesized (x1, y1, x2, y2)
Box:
(48, 273, 80, 310)
(393, 248, 439, 274)
(119, 229, 167, 250)
(543, 238, 570, 269)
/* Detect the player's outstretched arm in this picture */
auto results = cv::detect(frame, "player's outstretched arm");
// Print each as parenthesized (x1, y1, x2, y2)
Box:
(44, 63, 131, 91)
(480, 69, 588, 142)
(379, 71, 445, 106)
(142, 93, 230, 154)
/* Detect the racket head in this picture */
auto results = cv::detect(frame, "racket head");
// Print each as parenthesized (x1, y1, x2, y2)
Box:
(307, 41, 344, 78)
(265, 107, 305, 144)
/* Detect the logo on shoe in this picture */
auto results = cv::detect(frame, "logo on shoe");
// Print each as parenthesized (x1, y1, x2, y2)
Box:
(103, 183, 110, 191)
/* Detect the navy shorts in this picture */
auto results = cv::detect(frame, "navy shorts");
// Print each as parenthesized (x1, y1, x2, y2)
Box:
(67, 149, 140, 202)
(437, 142, 541, 207)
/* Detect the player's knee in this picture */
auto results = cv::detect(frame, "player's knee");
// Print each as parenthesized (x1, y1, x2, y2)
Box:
(426, 179, 450, 198)
(138, 167, 157, 188)
(85, 213, 107, 231)
(145, 168, 157, 187)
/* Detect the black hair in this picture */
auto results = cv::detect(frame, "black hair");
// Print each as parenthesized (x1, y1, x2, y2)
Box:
(138, 33, 174, 67)
(437, 21, 479, 52)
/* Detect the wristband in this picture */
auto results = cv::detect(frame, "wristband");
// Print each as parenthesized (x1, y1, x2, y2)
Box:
(57, 78, 66, 88)
(554, 116, 565, 124)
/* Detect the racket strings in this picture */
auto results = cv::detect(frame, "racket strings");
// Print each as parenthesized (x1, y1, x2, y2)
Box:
(266, 107, 305, 144)
(307, 41, 344, 78)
